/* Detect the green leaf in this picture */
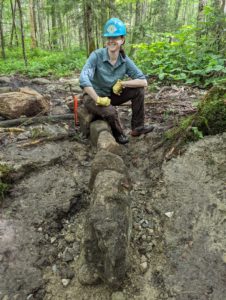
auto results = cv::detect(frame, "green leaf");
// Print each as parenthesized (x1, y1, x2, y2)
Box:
(186, 78, 195, 84)
(159, 73, 165, 80)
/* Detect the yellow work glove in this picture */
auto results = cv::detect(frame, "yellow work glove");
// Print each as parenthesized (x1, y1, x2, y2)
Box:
(112, 80, 123, 95)
(96, 96, 111, 106)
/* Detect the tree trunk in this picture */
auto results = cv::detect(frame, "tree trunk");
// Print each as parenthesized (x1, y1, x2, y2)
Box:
(57, 10, 65, 49)
(29, 0, 37, 48)
(174, 0, 182, 23)
(36, 0, 45, 48)
(51, 2, 57, 48)
(83, 0, 95, 56)
(212, 0, 226, 51)
(9, 0, 19, 47)
(0, 0, 5, 59)
(16, 0, 27, 66)
(129, 0, 141, 55)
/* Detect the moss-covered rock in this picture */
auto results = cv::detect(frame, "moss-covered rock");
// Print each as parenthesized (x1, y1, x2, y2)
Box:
(166, 86, 226, 143)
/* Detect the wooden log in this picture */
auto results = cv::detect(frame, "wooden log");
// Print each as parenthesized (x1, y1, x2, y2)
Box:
(0, 114, 74, 127)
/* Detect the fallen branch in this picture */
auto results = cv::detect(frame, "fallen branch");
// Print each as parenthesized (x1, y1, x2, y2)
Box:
(0, 128, 25, 133)
(0, 114, 74, 128)
(17, 132, 73, 148)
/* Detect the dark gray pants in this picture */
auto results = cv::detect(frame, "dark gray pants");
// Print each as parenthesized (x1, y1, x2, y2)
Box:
(84, 87, 145, 136)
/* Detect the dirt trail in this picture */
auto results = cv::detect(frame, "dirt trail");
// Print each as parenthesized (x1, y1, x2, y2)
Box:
(0, 77, 225, 300)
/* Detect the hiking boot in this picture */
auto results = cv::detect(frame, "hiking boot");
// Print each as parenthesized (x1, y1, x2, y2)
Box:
(115, 134, 129, 144)
(131, 125, 155, 137)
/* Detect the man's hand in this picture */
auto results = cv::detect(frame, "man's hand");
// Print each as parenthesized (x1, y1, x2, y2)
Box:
(113, 80, 123, 95)
(96, 96, 111, 106)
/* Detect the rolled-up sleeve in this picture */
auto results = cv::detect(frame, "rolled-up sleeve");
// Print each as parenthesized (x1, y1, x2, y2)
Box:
(125, 57, 146, 80)
(79, 52, 97, 89)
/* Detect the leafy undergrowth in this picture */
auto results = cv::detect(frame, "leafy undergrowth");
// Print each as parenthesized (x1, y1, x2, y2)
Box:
(133, 26, 226, 88)
(0, 48, 86, 78)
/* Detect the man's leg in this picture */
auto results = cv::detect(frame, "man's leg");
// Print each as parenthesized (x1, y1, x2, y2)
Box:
(110, 87, 154, 136)
(110, 87, 144, 129)
(83, 94, 128, 143)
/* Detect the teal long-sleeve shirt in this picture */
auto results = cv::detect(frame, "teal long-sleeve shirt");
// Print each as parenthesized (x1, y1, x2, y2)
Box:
(79, 47, 146, 97)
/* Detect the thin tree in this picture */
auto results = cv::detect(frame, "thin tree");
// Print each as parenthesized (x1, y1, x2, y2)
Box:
(16, 0, 27, 66)
(0, 0, 5, 59)
(29, 0, 37, 48)
(10, 0, 19, 47)
(83, 0, 95, 56)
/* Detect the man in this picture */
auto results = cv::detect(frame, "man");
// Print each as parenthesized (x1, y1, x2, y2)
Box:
(80, 18, 154, 144)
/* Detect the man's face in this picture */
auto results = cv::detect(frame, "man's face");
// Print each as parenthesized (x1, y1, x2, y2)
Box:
(106, 36, 125, 51)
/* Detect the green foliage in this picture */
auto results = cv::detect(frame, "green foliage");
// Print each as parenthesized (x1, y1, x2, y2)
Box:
(0, 48, 86, 78)
(0, 163, 13, 176)
(0, 164, 12, 200)
(133, 25, 226, 87)
(191, 127, 203, 140)
(0, 181, 9, 200)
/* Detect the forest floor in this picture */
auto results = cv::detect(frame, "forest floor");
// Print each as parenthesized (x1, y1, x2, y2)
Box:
(0, 76, 226, 300)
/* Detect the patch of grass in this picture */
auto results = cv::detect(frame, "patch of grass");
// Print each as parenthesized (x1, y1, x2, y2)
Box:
(0, 47, 86, 78)
(0, 163, 13, 177)
(30, 127, 49, 139)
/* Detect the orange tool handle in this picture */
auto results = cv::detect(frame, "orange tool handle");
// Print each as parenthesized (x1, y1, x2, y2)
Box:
(73, 95, 79, 126)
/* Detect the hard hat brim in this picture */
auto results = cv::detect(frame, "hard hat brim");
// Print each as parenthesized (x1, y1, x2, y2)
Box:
(103, 33, 126, 37)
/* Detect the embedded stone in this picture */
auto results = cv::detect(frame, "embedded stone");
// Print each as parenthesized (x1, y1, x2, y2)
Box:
(90, 120, 110, 146)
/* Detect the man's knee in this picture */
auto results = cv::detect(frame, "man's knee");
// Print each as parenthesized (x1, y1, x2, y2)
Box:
(136, 87, 145, 97)
(102, 106, 118, 121)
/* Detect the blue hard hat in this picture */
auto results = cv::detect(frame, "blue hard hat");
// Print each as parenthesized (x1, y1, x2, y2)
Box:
(103, 18, 126, 37)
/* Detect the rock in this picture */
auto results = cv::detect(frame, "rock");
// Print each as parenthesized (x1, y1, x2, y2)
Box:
(0, 87, 50, 119)
(78, 106, 95, 137)
(140, 261, 148, 273)
(52, 264, 57, 273)
(0, 87, 13, 93)
(50, 237, 56, 244)
(0, 76, 11, 84)
(59, 77, 79, 86)
(78, 263, 100, 285)
(141, 255, 147, 263)
(73, 241, 80, 254)
(141, 220, 150, 228)
(97, 130, 121, 155)
(31, 78, 51, 85)
(58, 78, 81, 92)
(133, 223, 142, 231)
(111, 292, 126, 300)
(59, 266, 75, 280)
(90, 120, 110, 146)
(17, 132, 31, 141)
(61, 278, 70, 287)
(146, 228, 154, 235)
(81, 170, 132, 288)
(89, 150, 127, 190)
(64, 233, 75, 243)
(62, 247, 74, 262)
(222, 253, 226, 263)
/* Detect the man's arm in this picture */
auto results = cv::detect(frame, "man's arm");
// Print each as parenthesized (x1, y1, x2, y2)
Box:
(83, 86, 99, 102)
(121, 78, 147, 88)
